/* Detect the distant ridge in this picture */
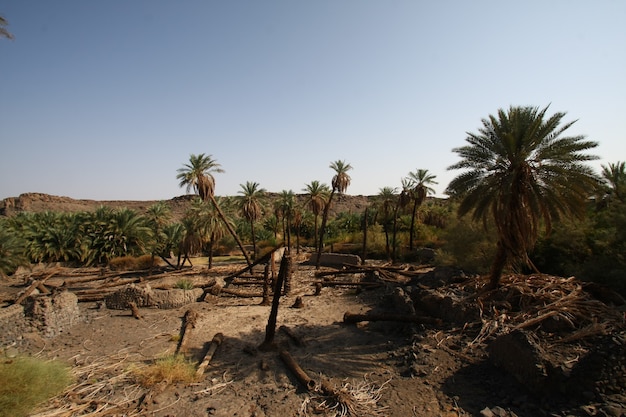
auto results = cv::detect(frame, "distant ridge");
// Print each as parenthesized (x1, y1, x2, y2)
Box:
(0, 192, 373, 220)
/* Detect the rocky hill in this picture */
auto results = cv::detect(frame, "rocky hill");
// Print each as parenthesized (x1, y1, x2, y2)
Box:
(0, 192, 373, 220)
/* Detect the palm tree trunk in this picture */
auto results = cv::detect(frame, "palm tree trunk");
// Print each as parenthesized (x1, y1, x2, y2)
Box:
(285, 214, 292, 250)
(391, 205, 400, 261)
(409, 200, 418, 251)
(316, 190, 336, 269)
(250, 220, 257, 261)
(313, 214, 319, 248)
(384, 223, 391, 261)
(209, 194, 253, 267)
(361, 207, 368, 265)
(488, 241, 507, 289)
(208, 239, 214, 269)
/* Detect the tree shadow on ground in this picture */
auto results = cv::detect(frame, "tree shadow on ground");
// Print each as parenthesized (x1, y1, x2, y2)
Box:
(188, 320, 410, 387)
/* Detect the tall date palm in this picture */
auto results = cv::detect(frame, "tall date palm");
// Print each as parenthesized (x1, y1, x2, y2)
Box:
(238, 181, 266, 260)
(177, 154, 252, 267)
(406, 169, 438, 250)
(601, 161, 626, 203)
(316, 160, 352, 268)
(303, 180, 330, 248)
(446, 105, 599, 289)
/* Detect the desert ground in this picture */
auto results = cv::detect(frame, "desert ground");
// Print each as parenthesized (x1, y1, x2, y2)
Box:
(1, 250, 625, 417)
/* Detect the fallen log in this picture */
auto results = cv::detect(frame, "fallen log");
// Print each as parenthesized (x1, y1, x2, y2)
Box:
(218, 287, 263, 298)
(36, 283, 50, 294)
(175, 309, 199, 355)
(279, 349, 317, 391)
(14, 268, 60, 305)
(75, 291, 117, 303)
(223, 246, 284, 285)
(343, 312, 442, 326)
(196, 333, 224, 376)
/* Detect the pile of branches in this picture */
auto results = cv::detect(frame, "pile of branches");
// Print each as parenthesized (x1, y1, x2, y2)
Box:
(464, 274, 626, 348)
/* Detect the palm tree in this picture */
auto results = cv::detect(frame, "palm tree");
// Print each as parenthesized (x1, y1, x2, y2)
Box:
(238, 181, 266, 260)
(0, 219, 28, 277)
(406, 169, 438, 250)
(302, 180, 330, 248)
(316, 160, 352, 268)
(176, 153, 224, 198)
(601, 161, 626, 203)
(377, 187, 398, 261)
(446, 105, 600, 289)
(146, 201, 172, 268)
(177, 154, 252, 267)
(277, 190, 296, 249)
(0, 15, 14, 40)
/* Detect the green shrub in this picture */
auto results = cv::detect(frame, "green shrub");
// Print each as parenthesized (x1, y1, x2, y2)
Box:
(0, 355, 72, 417)
(175, 279, 194, 290)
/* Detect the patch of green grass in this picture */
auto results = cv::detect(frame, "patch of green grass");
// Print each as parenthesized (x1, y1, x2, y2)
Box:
(174, 279, 194, 290)
(0, 356, 72, 417)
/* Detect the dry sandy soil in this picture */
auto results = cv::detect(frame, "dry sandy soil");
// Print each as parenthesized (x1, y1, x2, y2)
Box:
(2, 253, 626, 417)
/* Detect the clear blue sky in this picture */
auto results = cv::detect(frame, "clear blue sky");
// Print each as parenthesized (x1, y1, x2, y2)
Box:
(1, 1, 625, 200)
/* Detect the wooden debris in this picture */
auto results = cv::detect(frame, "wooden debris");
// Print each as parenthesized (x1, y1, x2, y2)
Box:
(279, 349, 317, 391)
(196, 333, 224, 376)
(175, 309, 199, 355)
(14, 268, 60, 305)
(291, 296, 304, 309)
(223, 245, 284, 285)
(129, 301, 142, 320)
(314, 282, 322, 295)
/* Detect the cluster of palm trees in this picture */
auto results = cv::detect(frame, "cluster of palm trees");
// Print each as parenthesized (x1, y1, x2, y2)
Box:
(174, 155, 357, 269)
(1, 105, 624, 292)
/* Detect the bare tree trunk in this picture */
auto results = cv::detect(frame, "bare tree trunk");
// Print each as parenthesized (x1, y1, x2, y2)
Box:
(316, 190, 336, 269)
(259, 252, 289, 350)
(383, 222, 391, 261)
(409, 200, 418, 251)
(487, 241, 508, 290)
(250, 220, 257, 261)
(313, 213, 319, 249)
(391, 204, 400, 261)
(208, 194, 253, 268)
(207, 239, 214, 269)
(261, 263, 271, 306)
(361, 207, 368, 265)
(282, 252, 293, 296)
